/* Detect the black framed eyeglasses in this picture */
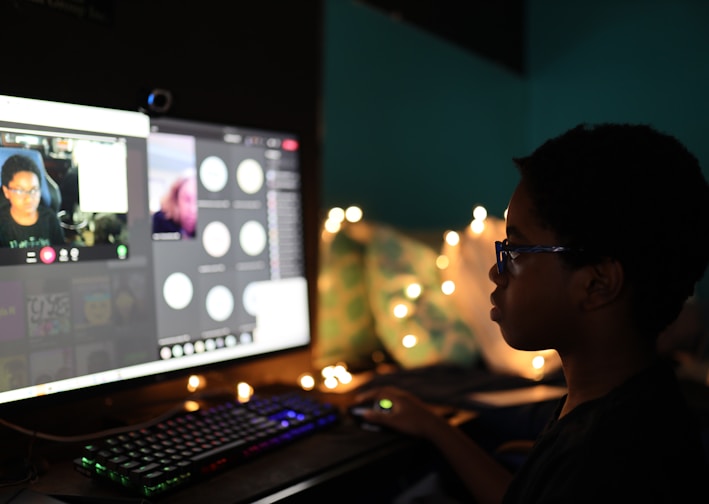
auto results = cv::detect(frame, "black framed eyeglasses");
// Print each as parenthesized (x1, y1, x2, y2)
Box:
(5, 186, 40, 197)
(495, 239, 580, 274)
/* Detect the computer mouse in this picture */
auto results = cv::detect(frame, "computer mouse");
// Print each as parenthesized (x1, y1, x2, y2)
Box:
(348, 397, 393, 431)
(349, 397, 393, 416)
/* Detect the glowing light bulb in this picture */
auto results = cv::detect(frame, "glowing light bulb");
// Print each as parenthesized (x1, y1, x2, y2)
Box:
(436, 255, 450, 269)
(328, 207, 345, 223)
(393, 303, 409, 318)
(531, 354, 547, 381)
(186, 374, 205, 392)
(470, 218, 485, 234)
(405, 283, 422, 299)
(326, 363, 352, 384)
(444, 230, 460, 246)
(324, 219, 341, 233)
(441, 280, 456, 295)
(345, 205, 363, 222)
(532, 355, 545, 370)
(333, 363, 349, 379)
(472, 205, 488, 221)
(184, 400, 200, 412)
(402, 334, 418, 348)
(299, 373, 315, 390)
(236, 381, 254, 402)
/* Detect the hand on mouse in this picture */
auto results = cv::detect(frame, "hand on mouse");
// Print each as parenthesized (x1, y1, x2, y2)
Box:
(353, 386, 450, 440)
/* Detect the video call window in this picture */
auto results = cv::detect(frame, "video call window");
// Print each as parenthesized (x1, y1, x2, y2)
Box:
(0, 94, 149, 267)
(0, 131, 131, 264)
(147, 132, 198, 241)
(147, 117, 310, 364)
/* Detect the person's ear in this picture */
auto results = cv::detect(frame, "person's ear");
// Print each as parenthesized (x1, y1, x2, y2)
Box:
(1, 186, 8, 200)
(576, 258, 624, 311)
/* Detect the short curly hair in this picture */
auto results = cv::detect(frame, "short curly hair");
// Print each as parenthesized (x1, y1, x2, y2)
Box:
(1, 154, 41, 187)
(514, 123, 709, 338)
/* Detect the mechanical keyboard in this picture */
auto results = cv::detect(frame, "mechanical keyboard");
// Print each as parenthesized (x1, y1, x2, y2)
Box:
(73, 391, 340, 499)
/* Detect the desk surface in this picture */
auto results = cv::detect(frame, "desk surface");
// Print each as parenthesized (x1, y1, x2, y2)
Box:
(51, 425, 406, 503)
(15, 397, 447, 504)
(8, 366, 542, 503)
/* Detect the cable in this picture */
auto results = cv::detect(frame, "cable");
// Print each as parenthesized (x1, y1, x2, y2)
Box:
(0, 401, 188, 444)
(0, 387, 240, 444)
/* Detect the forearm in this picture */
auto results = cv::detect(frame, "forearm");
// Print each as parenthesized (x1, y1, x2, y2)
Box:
(425, 416, 513, 504)
(356, 386, 513, 503)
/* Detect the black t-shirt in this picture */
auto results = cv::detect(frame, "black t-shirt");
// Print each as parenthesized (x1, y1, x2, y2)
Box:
(503, 360, 708, 503)
(0, 204, 65, 248)
(152, 210, 181, 235)
(152, 210, 194, 238)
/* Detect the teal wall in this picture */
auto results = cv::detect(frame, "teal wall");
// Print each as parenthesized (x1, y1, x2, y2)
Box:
(321, 0, 527, 230)
(323, 0, 709, 296)
(527, 1, 709, 160)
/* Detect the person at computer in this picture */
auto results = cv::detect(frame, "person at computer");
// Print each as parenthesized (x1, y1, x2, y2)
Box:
(152, 172, 198, 239)
(0, 153, 65, 248)
(356, 123, 709, 503)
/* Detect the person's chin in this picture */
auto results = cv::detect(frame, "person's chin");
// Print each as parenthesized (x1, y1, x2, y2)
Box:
(501, 332, 537, 352)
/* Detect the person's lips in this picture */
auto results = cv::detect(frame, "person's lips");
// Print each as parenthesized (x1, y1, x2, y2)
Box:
(490, 293, 501, 322)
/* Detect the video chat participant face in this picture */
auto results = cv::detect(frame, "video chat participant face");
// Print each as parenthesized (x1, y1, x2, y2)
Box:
(3, 170, 42, 225)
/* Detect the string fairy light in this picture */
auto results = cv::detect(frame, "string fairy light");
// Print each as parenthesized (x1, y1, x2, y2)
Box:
(344, 205, 363, 223)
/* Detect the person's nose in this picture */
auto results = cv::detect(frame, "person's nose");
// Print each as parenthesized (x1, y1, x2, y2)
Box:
(489, 262, 504, 285)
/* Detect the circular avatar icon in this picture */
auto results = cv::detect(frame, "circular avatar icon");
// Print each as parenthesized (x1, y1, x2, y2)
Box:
(242, 282, 259, 316)
(199, 155, 228, 192)
(202, 220, 231, 258)
(236, 159, 264, 194)
(162, 272, 193, 310)
(239, 220, 267, 256)
(205, 285, 234, 322)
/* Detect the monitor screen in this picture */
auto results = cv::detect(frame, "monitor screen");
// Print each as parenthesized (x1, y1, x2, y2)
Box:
(0, 94, 310, 411)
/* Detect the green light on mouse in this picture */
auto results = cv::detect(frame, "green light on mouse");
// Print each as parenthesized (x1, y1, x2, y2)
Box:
(378, 398, 393, 410)
(116, 244, 128, 259)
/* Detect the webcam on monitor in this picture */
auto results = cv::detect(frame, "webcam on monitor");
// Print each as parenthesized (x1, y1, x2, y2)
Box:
(139, 88, 173, 116)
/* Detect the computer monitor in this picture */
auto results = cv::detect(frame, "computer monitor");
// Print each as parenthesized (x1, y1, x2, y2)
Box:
(0, 94, 311, 413)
